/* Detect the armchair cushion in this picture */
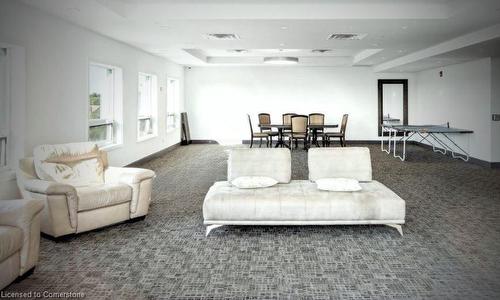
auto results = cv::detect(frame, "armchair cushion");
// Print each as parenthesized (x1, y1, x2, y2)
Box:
(0, 227, 22, 262)
(33, 142, 105, 187)
(76, 183, 132, 212)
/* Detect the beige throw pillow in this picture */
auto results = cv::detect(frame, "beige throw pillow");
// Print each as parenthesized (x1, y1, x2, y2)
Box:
(33, 142, 105, 187)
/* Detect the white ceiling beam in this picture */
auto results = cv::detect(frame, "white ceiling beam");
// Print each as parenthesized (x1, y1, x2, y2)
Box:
(373, 23, 500, 72)
(352, 49, 383, 66)
(183, 49, 208, 64)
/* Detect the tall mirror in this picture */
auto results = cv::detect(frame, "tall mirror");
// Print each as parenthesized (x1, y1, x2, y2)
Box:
(378, 79, 408, 136)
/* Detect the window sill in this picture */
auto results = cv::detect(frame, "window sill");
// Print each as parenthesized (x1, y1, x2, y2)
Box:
(99, 143, 123, 152)
(137, 135, 157, 143)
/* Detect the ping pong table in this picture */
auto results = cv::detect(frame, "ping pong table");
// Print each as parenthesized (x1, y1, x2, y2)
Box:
(381, 124, 473, 162)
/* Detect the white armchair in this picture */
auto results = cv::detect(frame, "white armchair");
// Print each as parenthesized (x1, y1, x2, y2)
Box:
(16, 142, 155, 238)
(0, 199, 44, 289)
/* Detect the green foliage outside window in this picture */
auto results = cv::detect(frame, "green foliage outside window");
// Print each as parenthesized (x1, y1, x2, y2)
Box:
(89, 125, 108, 142)
(89, 93, 101, 119)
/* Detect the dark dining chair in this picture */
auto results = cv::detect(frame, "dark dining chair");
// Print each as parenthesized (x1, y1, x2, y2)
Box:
(247, 114, 269, 148)
(289, 115, 309, 150)
(324, 114, 348, 147)
(308, 113, 325, 147)
(282, 113, 297, 129)
(281, 113, 297, 147)
(258, 113, 279, 147)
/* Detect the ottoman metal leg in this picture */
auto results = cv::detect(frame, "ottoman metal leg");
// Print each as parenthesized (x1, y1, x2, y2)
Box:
(206, 225, 223, 236)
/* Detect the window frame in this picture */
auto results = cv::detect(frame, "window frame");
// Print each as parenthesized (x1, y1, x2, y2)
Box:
(0, 47, 9, 170)
(166, 77, 181, 133)
(87, 61, 123, 149)
(137, 72, 158, 142)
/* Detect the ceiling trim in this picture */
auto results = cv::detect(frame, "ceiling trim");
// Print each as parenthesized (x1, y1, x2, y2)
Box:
(374, 23, 500, 72)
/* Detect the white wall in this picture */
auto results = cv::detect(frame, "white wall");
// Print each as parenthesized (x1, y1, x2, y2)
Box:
(491, 57, 500, 162)
(185, 66, 415, 144)
(414, 58, 492, 162)
(0, 0, 184, 168)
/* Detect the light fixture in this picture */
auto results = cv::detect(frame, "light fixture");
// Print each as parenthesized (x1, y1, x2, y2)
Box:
(263, 57, 299, 65)
(312, 49, 332, 53)
(280, 26, 288, 30)
(227, 49, 249, 53)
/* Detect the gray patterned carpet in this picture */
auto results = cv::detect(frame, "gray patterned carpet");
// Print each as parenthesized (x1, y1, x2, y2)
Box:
(6, 144, 500, 299)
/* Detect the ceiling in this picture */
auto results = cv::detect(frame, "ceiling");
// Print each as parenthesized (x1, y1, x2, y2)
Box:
(20, 0, 500, 71)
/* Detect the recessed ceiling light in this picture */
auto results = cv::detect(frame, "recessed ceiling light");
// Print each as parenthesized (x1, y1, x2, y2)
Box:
(401, 26, 408, 30)
(280, 26, 288, 30)
(259, 49, 300, 53)
(227, 49, 249, 53)
(311, 49, 332, 53)
(279, 43, 285, 47)
(398, 49, 406, 53)
(263, 57, 299, 65)
(371, 43, 379, 47)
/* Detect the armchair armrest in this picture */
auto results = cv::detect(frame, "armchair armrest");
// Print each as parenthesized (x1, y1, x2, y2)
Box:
(22, 179, 78, 229)
(105, 167, 155, 216)
(105, 167, 155, 184)
(0, 199, 44, 275)
(0, 199, 44, 229)
(24, 179, 76, 195)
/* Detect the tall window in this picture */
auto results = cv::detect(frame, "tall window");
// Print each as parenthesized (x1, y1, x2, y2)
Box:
(166, 77, 180, 131)
(137, 72, 158, 140)
(0, 48, 8, 169)
(88, 63, 123, 147)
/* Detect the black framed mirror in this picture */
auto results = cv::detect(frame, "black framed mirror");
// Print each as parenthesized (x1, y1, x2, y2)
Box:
(378, 79, 408, 136)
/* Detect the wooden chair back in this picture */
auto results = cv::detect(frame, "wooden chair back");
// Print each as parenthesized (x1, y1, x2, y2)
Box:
(291, 115, 308, 134)
(308, 113, 324, 125)
(282, 113, 297, 125)
(247, 114, 254, 136)
(258, 113, 271, 125)
(340, 114, 349, 134)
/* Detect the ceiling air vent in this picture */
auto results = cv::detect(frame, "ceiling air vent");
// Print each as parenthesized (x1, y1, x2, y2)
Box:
(328, 33, 367, 40)
(204, 33, 240, 40)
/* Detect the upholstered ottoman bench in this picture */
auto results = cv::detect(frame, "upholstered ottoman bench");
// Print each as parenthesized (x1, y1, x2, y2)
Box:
(203, 147, 405, 236)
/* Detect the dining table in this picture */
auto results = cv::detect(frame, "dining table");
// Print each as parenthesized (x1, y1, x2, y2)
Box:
(259, 124, 339, 148)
